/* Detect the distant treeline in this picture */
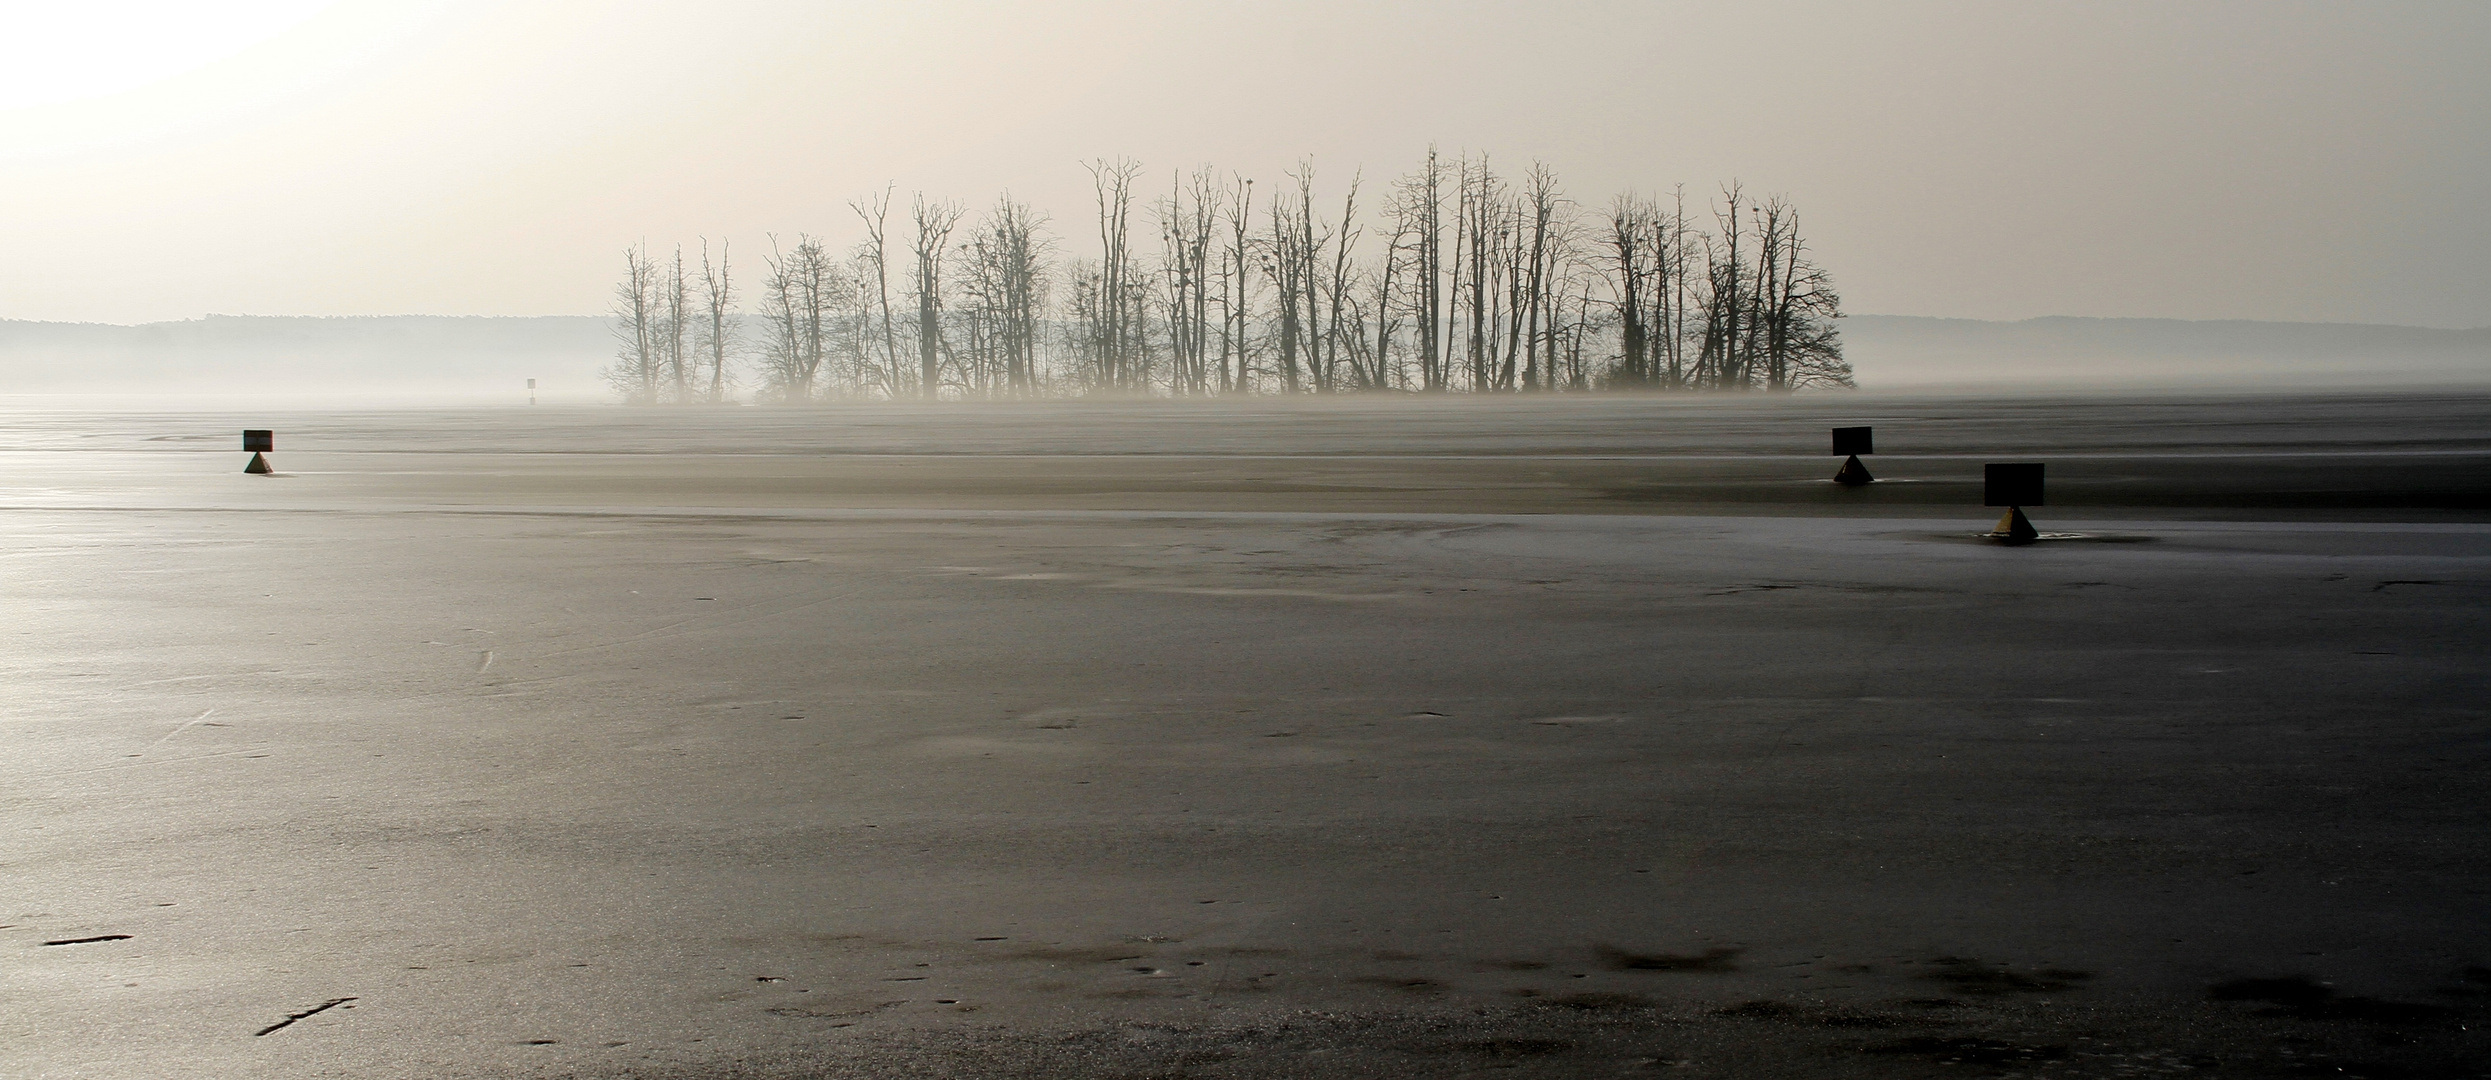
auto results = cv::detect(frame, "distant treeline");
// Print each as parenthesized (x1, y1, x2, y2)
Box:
(608, 151, 1852, 403)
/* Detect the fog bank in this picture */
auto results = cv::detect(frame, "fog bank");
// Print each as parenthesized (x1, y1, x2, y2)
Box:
(3, 313, 2485, 404)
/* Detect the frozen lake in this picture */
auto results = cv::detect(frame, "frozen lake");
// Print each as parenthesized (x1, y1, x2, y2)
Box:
(5, 393, 2488, 1078)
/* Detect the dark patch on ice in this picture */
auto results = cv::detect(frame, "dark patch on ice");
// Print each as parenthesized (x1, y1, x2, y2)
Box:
(1194, 945, 1289, 958)
(1864, 1035, 2068, 1065)
(41, 934, 131, 946)
(1596, 944, 1743, 972)
(2209, 976, 2456, 1024)
(2373, 579, 2443, 591)
(767, 1000, 906, 1020)
(1007, 944, 1150, 963)
(1922, 956, 2091, 994)
(1532, 991, 1653, 1010)
(254, 997, 355, 1036)
(1814, 1012, 1907, 1029)
(1706, 582, 1801, 596)
(1714, 1000, 1906, 1028)
(1353, 975, 1447, 995)
(2437, 966, 2491, 998)
(1446, 1037, 1574, 1057)
(1712, 999, 1800, 1019)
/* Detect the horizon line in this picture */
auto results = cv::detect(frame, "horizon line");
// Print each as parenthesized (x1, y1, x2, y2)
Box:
(6, 312, 2488, 333)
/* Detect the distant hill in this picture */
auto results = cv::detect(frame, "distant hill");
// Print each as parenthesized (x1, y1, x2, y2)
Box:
(0, 314, 615, 403)
(1, 312, 2484, 402)
(1841, 315, 2491, 390)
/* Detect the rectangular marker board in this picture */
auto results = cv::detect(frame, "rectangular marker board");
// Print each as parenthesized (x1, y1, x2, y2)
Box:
(1831, 427, 1873, 456)
(243, 430, 273, 452)
(1984, 463, 2044, 507)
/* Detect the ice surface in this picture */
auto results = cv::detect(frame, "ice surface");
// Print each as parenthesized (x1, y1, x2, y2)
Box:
(3, 394, 2486, 1077)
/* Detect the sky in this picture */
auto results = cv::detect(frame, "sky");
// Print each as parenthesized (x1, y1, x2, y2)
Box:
(2, 0, 2485, 328)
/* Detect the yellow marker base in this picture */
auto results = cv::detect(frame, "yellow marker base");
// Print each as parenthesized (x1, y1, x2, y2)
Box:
(1833, 454, 1874, 486)
(1989, 506, 2038, 545)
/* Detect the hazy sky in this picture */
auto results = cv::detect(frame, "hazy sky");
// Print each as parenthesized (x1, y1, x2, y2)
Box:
(3, 0, 2485, 327)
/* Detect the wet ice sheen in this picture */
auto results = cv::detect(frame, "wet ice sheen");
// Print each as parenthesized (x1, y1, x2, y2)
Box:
(1, 394, 2485, 1078)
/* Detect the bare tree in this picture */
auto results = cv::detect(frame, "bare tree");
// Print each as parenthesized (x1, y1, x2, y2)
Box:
(1457, 155, 1511, 391)
(1693, 183, 1751, 389)
(696, 238, 737, 402)
(1515, 163, 1561, 391)
(1259, 160, 1364, 393)
(758, 234, 838, 401)
(1319, 170, 1363, 393)
(960, 196, 1051, 397)
(1396, 147, 1448, 391)
(1751, 198, 1788, 390)
(1663, 185, 1691, 388)
(1156, 168, 1220, 396)
(605, 243, 660, 404)
(1264, 167, 1311, 393)
(610, 149, 1851, 403)
(1087, 158, 1143, 391)
(1062, 258, 1102, 389)
(910, 194, 963, 399)
(660, 245, 691, 402)
(1605, 194, 1658, 387)
(1367, 196, 1411, 390)
(1217, 175, 1256, 393)
(1749, 199, 1852, 390)
(850, 186, 904, 398)
(1675, 185, 1851, 391)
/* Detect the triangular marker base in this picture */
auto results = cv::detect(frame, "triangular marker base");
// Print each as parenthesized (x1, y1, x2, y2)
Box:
(244, 452, 273, 475)
(1989, 506, 2038, 545)
(1833, 454, 1873, 486)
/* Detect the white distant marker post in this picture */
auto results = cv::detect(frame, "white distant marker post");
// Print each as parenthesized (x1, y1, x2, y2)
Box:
(527, 378, 537, 405)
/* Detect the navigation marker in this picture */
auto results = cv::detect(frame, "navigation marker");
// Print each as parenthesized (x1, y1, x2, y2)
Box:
(1983, 462, 2043, 544)
(1831, 426, 1874, 485)
(243, 429, 274, 474)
